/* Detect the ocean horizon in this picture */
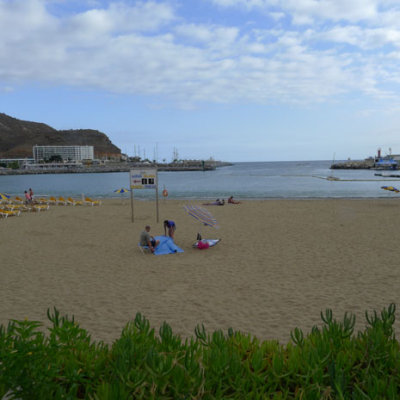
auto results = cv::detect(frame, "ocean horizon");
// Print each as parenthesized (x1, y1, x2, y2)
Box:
(1, 160, 400, 200)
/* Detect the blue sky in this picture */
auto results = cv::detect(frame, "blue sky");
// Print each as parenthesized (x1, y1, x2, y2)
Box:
(1, 0, 400, 162)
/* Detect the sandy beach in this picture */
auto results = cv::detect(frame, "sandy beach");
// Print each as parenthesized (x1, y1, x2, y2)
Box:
(1, 198, 400, 344)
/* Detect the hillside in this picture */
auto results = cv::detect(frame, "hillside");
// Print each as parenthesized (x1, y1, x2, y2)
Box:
(0, 113, 121, 159)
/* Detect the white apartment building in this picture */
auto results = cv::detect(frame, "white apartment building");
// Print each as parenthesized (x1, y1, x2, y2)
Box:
(33, 145, 94, 162)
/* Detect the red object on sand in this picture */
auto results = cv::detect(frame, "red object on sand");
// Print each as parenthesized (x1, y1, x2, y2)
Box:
(197, 241, 210, 250)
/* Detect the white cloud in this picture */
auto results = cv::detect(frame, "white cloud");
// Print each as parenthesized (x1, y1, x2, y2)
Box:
(69, 1, 175, 34)
(210, 0, 381, 24)
(288, 0, 378, 24)
(318, 26, 400, 49)
(174, 24, 239, 54)
(1, 86, 14, 93)
(0, 0, 58, 39)
(0, 0, 400, 108)
(269, 11, 285, 21)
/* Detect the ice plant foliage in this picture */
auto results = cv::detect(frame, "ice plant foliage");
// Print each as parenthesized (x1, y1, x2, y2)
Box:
(0, 305, 400, 398)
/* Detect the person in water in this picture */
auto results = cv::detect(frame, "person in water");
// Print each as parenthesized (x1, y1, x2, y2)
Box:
(164, 220, 176, 239)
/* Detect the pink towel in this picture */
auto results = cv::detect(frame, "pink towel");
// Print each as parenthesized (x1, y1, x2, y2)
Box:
(197, 240, 210, 250)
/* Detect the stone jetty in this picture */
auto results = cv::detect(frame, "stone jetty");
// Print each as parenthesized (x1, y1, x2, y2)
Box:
(330, 159, 375, 170)
(0, 161, 232, 175)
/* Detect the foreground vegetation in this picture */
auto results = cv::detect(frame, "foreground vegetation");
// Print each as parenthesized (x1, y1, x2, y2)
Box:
(1, 305, 399, 399)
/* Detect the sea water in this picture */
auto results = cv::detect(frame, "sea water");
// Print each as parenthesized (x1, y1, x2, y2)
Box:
(0, 161, 399, 199)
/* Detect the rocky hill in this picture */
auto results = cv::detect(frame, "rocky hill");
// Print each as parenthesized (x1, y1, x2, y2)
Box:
(0, 113, 121, 159)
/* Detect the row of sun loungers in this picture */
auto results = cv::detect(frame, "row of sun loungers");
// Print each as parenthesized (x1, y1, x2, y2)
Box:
(0, 195, 101, 219)
(1, 196, 101, 206)
(45, 196, 101, 206)
(2, 203, 50, 212)
(0, 204, 50, 218)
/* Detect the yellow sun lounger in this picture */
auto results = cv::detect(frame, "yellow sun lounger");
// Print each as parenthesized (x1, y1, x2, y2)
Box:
(4, 204, 29, 212)
(37, 197, 49, 205)
(14, 196, 24, 204)
(32, 205, 50, 212)
(57, 197, 68, 205)
(0, 208, 20, 217)
(85, 197, 101, 206)
(67, 197, 83, 206)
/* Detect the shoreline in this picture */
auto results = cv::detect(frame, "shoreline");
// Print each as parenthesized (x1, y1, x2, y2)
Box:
(1, 198, 400, 344)
(1, 193, 398, 201)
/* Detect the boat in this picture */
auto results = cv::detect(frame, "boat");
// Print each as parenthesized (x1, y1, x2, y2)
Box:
(374, 172, 400, 178)
(327, 152, 339, 180)
(374, 158, 398, 170)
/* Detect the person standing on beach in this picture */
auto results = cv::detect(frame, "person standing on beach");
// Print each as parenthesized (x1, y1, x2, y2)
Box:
(140, 225, 159, 253)
(164, 220, 176, 239)
(24, 190, 32, 204)
(29, 188, 34, 203)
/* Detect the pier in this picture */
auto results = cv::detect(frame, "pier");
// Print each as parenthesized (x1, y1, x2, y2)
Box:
(0, 161, 232, 175)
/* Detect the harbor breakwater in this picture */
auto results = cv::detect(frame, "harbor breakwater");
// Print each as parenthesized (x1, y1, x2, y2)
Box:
(0, 161, 232, 175)
(331, 159, 375, 169)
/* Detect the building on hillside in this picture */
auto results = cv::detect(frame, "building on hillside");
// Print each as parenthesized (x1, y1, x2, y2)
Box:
(33, 145, 94, 162)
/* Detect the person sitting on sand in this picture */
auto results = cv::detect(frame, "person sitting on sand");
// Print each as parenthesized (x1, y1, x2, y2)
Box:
(164, 220, 176, 239)
(228, 196, 240, 204)
(140, 225, 160, 253)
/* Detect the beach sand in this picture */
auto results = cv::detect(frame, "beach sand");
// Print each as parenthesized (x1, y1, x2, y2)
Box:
(1, 198, 399, 344)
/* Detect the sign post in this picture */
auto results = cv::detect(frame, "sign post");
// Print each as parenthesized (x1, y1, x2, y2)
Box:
(155, 171, 159, 222)
(130, 187, 134, 223)
(129, 168, 158, 223)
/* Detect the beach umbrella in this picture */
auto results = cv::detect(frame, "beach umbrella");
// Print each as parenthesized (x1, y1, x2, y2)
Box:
(381, 186, 400, 193)
(184, 204, 221, 248)
(114, 188, 130, 203)
(184, 205, 219, 228)
(0, 193, 10, 203)
(114, 188, 130, 194)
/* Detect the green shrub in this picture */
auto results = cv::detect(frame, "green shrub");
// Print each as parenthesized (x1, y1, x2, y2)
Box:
(7, 161, 19, 169)
(1, 305, 400, 399)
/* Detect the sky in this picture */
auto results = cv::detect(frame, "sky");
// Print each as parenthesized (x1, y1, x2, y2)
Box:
(1, 0, 400, 162)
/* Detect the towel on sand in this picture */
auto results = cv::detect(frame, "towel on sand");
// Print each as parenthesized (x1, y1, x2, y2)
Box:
(153, 236, 184, 255)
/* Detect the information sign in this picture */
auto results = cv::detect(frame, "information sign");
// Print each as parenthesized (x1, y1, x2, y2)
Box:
(129, 168, 159, 223)
(130, 169, 157, 189)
